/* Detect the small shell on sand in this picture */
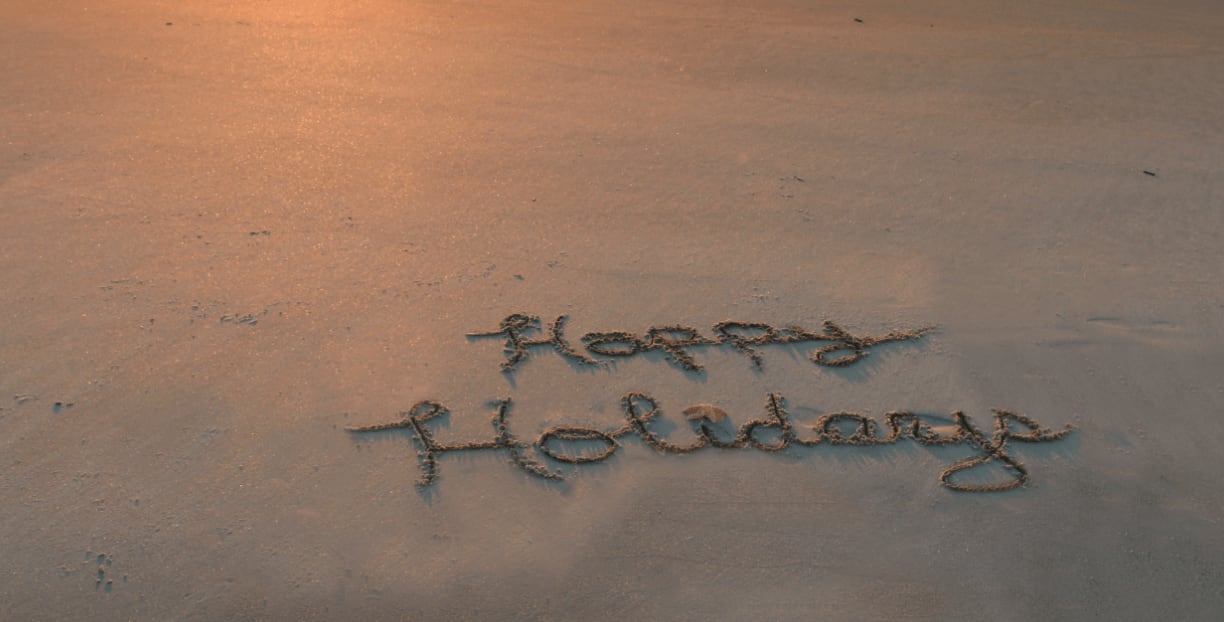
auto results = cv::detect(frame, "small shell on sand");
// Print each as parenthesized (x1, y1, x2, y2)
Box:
(683, 403, 728, 422)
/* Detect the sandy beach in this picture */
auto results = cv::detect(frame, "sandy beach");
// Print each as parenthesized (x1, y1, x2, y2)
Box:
(3, 0, 1223, 619)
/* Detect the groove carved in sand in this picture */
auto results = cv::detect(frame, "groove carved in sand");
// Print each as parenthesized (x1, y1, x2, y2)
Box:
(347, 393, 1074, 493)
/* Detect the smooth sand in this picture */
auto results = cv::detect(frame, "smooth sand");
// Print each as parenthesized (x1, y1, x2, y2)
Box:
(2, 0, 1223, 619)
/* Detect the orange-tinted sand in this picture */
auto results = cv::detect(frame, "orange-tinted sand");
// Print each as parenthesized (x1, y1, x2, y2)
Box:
(2, 0, 1223, 618)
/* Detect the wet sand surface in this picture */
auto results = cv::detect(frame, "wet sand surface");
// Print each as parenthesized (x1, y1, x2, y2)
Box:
(2, 0, 1223, 619)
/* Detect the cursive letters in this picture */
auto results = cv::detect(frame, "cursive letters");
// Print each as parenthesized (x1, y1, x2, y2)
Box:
(467, 313, 935, 373)
(347, 392, 1074, 493)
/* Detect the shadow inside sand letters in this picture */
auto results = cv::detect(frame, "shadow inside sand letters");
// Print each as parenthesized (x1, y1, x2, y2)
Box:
(347, 392, 1074, 494)
(466, 313, 935, 380)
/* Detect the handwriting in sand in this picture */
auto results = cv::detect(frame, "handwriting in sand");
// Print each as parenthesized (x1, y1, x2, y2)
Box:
(467, 313, 934, 373)
(346, 392, 1074, 493)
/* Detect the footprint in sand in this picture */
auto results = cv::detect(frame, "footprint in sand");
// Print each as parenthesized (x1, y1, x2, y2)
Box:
(83, 551, 126, 593)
